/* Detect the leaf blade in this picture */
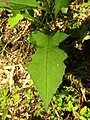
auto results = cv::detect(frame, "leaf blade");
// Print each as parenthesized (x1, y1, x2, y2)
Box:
(27, 31, 68, 109)
(54, 0, 72, 16)
(8, 0, 39, 7)
(0, 0, 40, 10)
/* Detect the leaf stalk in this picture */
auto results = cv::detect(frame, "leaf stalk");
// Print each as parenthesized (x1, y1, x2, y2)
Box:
(44, 0, 56, 31)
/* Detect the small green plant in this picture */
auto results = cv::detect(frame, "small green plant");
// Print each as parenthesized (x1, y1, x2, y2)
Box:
(0, 0, 80, 109)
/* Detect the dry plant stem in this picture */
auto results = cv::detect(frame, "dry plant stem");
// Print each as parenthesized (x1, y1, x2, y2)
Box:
(9, 66, 15, 92)
(44, 0, 56, 31)
(51, 101, 60, 119)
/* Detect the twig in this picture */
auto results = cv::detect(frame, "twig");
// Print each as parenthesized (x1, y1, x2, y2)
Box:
(51, 101, 60, 120)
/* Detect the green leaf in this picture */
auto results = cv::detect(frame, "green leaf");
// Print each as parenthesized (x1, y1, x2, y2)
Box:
(0, 98, 7, 110)
(1, 109, 8, 120)
(80, 106, 87, 116)
(8, 0, 39, 9)
(54, 0, 72, 16)
(13, 93, 20, 102)
(0, 1, 12, 11)
(66, 101, 73, 112)
(47, 0, 51, 5)
(74, 104, 78, 111)
(61, 7, 68, 14)
(27, 31, 68, 109)
(0, 0, 40, 10)
(8, 10, 23, 27)
(79, 116, 87, 120)
(8, 0, 38, 6)
(83, 0, 90, 7)
(0, 1, 9, 8)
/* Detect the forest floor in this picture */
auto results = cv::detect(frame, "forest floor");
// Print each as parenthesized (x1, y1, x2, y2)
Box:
(0, 1, 90, 120)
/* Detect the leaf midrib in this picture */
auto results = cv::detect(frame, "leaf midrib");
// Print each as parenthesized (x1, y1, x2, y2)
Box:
(45, 40, 50, 102)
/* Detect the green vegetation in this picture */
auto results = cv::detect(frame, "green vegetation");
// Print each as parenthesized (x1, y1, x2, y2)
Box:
(0, 0, 90, 119)
(27, 31, 68, 109)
